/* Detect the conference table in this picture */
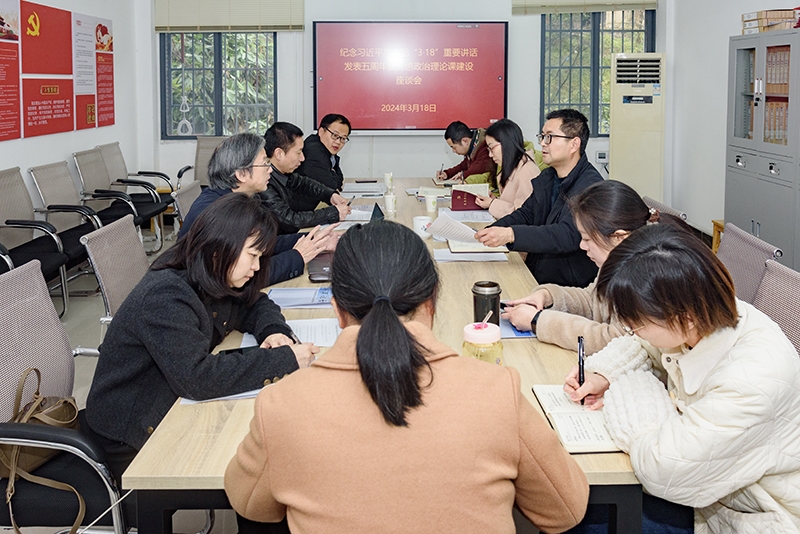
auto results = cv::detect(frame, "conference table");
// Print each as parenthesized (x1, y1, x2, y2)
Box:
(122, 178, 642, 534)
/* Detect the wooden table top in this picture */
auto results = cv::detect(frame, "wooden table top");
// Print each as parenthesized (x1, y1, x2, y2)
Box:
(122, 178, 637, 491)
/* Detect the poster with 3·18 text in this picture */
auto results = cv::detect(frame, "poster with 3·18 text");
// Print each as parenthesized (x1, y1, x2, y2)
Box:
(0, 0, 114, 140)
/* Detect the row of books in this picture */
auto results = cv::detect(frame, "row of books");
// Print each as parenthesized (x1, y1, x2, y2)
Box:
(742, 9, 799, 35)
(764, 100, 790, 145)
(766, 46, 791, 94)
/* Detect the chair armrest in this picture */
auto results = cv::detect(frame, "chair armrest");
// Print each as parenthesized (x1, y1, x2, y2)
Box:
(136, 171, 174, 192)
(2, 220, 64, 253)
(73, 347, 100, 357)
(86, 191, 140, 217)
(177, 165, 193, 179)
(4, 218, 58, 234)
(0, 423, 107, 464)
(0, 242, 8, 255)
(39, 205, 102, 229)
(116, 179, 160, 202)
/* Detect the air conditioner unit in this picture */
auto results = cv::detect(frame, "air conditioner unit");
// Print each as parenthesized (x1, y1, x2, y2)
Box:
(609, 53, 666, 201)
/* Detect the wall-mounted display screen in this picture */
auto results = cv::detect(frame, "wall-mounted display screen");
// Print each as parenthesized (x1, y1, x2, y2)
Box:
(314, 21, 507, 131)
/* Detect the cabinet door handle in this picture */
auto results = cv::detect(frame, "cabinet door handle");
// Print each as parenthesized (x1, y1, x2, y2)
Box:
(756, 222, 761, 237)
(768, 163, 780, 176)
(735, 155, 746, 168)
(751, 220, 755, 234)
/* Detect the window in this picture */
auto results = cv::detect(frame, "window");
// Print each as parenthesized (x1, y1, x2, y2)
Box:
(160, 32, 276, 139)
(540, 10, 655, 136)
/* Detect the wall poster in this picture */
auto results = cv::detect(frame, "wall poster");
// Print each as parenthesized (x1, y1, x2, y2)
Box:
(0, 1, 113, 140)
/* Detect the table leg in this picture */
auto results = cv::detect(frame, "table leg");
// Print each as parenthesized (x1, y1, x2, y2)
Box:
(589, 484, 642, 534)
(136, 490, 230, 534)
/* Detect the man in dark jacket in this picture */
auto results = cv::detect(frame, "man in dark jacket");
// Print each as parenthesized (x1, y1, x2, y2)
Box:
(294, 114, 350, 212)
(476, 109, 602, 287)
(178, 133, 336, 285)
(259, 122, 351, 234)
(435, 121, 496, 181)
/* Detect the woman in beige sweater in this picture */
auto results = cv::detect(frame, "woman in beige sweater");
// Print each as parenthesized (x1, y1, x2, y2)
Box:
(225, 220, 589, 534)
(474, 118, 540, 219)
(501, 180, 686, 355)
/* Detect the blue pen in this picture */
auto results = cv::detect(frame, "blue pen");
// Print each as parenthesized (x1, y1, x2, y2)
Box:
(578, 336, 585, 405)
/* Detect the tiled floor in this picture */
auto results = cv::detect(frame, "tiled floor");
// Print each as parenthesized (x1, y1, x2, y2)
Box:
(39, 228, 240, 534)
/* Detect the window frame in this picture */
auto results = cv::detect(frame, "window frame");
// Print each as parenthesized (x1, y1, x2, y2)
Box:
(159, 32, 278, 140)
(539, 10, 655, 137)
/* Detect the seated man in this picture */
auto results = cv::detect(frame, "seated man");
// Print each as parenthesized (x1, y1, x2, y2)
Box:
(259, 122, 351, 234)
(434, 121, 496, 182)
(178, 132, 335, 285)
(476, 109, 602, 288)
(294, 113, 351, 212)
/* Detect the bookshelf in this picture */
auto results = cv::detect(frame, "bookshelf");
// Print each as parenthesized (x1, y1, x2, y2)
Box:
(725, 29, 797, 267)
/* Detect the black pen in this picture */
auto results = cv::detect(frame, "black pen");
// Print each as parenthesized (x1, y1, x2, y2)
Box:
(346, 196, 354, 206)
(578, 336, 585, 406)
(290, 332, 301, 344)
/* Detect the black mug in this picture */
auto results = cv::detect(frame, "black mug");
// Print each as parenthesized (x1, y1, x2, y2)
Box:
(472, 281, 501, 326)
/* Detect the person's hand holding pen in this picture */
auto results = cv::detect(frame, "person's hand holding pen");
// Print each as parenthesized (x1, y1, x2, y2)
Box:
(564, 365, 610, 410)
(335, 197, 352, 220)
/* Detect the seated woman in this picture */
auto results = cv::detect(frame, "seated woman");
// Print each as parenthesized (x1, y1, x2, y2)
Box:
(566, 224, 800, 533)
(473, 118, 540, 219)
(85, 193, 318, 481)
(225, 220, 589, 533)
(501, 180, 686, 355)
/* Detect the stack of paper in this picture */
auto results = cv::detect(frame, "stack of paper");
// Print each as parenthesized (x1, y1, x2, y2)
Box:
(439, 207, 494, 223)
(341, 183, 386, 199)
(267, 287, 333, 309)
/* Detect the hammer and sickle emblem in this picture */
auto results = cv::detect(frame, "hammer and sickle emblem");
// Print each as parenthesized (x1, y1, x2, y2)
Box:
(26, 12, 39, 36)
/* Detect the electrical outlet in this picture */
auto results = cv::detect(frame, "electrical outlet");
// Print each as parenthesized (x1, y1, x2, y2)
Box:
(595, 151, 609, 164)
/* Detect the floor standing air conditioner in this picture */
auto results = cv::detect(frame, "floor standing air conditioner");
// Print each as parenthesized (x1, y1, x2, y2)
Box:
(609, 53, 666, 201)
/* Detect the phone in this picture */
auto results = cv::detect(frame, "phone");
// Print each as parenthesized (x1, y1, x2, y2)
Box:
(499, 301, 509, 311)
(355, 180, 377, 183)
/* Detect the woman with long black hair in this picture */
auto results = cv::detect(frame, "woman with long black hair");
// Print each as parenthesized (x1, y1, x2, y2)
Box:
(226, 220, 589, 533)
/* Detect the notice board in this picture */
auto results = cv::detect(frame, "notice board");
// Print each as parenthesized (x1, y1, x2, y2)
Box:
(314, 22, 507, 131)
(0, 0, 114, 141)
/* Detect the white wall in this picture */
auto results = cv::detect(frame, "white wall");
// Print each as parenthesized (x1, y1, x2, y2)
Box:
(0, 0, 140, 206)
(665, 0, 791, 232)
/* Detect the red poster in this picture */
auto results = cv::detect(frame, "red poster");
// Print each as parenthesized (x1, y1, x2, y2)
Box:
(21, 1, 72, 75)
(96, 51, 113, 126)
(22, 78, 73, 137)
(0, 41, 20, 140)
(75, 93, 95, 130)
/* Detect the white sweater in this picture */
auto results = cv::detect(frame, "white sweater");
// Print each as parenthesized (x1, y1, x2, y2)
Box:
(586, 300, 800, 533)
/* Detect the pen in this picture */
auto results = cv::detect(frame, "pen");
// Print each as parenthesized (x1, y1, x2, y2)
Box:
(439, 163, 444, 176)
(290, 332, 301, 344)
(347, 196, 354, 206)
(578, 336, 585, 406)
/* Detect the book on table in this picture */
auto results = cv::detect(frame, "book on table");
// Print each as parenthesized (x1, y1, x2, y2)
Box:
(432, 175, 462, 186)
(451, 184, 490, 211)
(532, 384, 620, 454)
(447, 239, 508, 253)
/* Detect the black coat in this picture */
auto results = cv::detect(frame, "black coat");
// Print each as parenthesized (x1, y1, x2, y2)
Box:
(85, 268, 299, 449)
(177, 187, 305, 284)
(257, 168, 340, 234)
(296, 134, 344, 207)
(491, 154, 602, 287)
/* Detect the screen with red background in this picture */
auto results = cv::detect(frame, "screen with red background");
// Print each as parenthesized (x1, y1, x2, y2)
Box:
(314, 22, 507, 131)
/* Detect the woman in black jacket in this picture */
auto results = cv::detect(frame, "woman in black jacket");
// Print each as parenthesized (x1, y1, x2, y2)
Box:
(85, 193, 318, 481)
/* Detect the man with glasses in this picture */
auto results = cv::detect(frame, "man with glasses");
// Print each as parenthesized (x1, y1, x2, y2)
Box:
(476, 109, 602, 288)
(260, 122, 351, 234)
(295, 114, 351, 211)
(178, 132, 336, 285)
(435, 121, 496, 182)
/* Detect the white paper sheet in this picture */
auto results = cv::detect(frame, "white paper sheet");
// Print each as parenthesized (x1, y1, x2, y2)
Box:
(285, 318, 342, 347)
(267, 287, 333, 308)
(426, 211, 478, 242)
(452, 183, 490, 197)
(341, 183, 387, 194)
(438, 207, 494, 223)
(433, 249, 508, 262)
(180, 387, 264, 404)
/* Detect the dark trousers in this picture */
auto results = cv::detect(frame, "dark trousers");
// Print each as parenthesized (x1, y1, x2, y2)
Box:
(566, 493, 694, 534)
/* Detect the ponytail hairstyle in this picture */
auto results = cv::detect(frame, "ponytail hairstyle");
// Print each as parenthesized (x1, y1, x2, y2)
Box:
(569, 180, 695, 248)
(485, 118, 531, 189)
(331, 220, 439, 426)
(596, 224, 738, 339)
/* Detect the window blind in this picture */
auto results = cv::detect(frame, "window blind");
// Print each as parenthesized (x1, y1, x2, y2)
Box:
(512, 0, 655, 15)
(155, 0, 303, 32)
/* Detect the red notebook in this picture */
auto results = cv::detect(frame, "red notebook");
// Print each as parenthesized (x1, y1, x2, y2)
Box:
(451, 189, 481, 211)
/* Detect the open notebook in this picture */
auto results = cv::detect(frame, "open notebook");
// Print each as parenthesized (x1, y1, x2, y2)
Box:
(532, 384, 620, 454)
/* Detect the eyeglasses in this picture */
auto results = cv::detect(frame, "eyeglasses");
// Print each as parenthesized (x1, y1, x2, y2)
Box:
(621, 324, 646, 337)
(324, 127, 350, 144)
(536, 133, 574, 145)
(486, 141, 501, 152)
(250, 163, 272, 170)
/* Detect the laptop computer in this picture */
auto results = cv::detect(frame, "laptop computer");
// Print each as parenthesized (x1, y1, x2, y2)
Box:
(307, 203, 384, 282)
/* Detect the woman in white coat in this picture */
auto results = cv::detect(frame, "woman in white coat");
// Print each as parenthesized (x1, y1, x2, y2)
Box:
(566, 223, 800, 533)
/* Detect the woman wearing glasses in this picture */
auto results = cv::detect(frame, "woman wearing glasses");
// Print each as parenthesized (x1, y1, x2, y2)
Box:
(295, 113, 351, 211)
(473, 118, 540, 219)
(564, 224, 800, 533)
(502, 180, 688, 355)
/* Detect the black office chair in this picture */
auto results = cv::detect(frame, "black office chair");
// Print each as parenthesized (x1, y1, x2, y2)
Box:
(0, 260, 132, 532)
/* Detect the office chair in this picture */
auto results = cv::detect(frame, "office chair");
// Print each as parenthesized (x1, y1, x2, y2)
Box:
(642, 196, 688, 221)
(753, 259, 800, 356)
(716, 223, 782, 304)
(176, 136, 227, 189)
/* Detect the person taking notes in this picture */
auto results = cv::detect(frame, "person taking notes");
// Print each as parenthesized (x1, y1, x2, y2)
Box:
(435, 120, 496, 182)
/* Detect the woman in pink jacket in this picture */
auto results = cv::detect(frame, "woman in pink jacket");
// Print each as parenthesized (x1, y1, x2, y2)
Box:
(225, 220, 589, 534)
(474, 118, 540, 219)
